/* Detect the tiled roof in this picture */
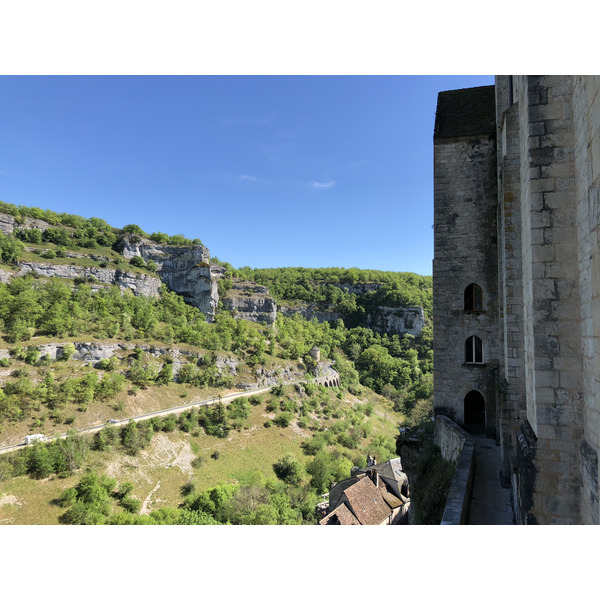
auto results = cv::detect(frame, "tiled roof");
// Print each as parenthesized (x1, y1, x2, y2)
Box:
(380, 487, 404, 510)
(342, 477, 391, 525)
(319, 503, 360, 525)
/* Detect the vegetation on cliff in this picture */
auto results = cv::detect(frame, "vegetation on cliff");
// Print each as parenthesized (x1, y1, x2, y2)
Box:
(0, 200, 202, 250)
(233, 265, 432, 321)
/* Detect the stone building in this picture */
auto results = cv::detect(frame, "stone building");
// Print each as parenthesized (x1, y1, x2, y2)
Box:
(433, 76, 600, 524)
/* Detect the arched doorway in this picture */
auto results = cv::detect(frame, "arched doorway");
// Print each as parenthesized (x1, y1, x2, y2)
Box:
(464, 390, 485, 434)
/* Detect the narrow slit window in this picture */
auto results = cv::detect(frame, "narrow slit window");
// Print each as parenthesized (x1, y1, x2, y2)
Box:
(464, 284, 483, 311)
(465, 336, 483, 363)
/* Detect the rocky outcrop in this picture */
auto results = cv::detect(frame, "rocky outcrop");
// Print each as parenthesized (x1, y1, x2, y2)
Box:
(235, 363, 305, 390)
(120, 237, 218, 321)
(13, 262, 162, 297)
(0, 268, 12, 284)
(278, 302, 342, 324)
(221, 279, 277, 325)
(331, 282, 382, 295)
(0, 213, 55, 235)
(366, 306, 425, 336)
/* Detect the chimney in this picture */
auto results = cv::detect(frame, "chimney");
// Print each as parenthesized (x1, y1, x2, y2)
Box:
(369, 468, 379, 488)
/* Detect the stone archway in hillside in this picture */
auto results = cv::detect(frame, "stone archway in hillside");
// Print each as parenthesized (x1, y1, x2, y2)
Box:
(464, 390, 486, 435)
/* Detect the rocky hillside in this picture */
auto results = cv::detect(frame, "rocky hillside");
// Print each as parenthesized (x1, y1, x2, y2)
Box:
(0, 207, 220, 320)
(228, 266, 432, 336)
(1, 205, 431, 337)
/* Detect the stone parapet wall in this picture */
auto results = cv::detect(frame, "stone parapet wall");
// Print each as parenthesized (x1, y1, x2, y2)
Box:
(435, 416, 475, 525)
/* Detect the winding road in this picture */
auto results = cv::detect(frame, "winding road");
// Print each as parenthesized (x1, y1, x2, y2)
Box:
(0, 368, 339, 455)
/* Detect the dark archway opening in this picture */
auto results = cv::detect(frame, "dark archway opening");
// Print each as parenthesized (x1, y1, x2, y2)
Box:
(464, 283, 483, 311)
(464, 390, 486, 435)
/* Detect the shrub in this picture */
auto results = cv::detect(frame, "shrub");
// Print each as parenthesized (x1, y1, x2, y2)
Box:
(273, 412, 292, 428)
(181, 480, 196, 496)
(59, 343, 76, 361)
(273, 453, 304, 485)
(265, 398, 279, 413)
(129, 256, 146, 269)
(120, 495, 141, 514)
(191, 456, 205, 469)
(241, 394, 259, 408)
(117, 482, 134, 499)
(24, 347, 40, 365)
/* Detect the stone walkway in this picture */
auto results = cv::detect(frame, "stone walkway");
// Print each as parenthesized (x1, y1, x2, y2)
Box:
(466, 436, 514, 525)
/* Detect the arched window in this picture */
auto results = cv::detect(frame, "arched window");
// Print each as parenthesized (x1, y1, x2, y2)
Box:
(464, 283, 483, 311)
(465, 336, 483, 363)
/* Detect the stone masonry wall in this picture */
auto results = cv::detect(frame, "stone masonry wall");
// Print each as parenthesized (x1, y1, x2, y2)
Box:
(495, 93, 526, 484)
(572, 76, 600, 524)
(433, 106, 499, 434)
(435, 76, 600, 525)
(514, 76, 584, 524)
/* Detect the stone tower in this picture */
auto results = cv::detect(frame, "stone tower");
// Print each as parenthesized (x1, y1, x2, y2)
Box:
(433, 85, 500, 439)
(433, 76, 600, 525)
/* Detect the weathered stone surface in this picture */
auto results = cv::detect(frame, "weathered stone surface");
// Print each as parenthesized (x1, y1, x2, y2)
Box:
(121, 237, 218, 321)
(14, 262, 161, 297)
(215, 355, 239, 376)
(0, 268, 12, 284)
(278, 303, 342, 324)
(434, 76, 600, 525)
(221, 279, 277, 325)
(0, 213, 55, 235)
(236, 364, 305, 389)
(366, 306, 425, 336)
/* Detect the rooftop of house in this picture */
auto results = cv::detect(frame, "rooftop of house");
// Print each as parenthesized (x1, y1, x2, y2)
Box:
(341, 476, 392, 525)
(319, 502, 361, 525)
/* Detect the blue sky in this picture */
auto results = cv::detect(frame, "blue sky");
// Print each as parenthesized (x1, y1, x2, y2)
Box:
(0, 75, 493, 275)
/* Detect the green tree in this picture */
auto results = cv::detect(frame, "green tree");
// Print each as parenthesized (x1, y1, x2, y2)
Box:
(0, 232, 24, 264)
(273, 453, 304, 485)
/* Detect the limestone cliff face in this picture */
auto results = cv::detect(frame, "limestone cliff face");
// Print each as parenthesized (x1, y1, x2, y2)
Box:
(0, 213, 54, 235)
(10, 262, 162, 297)
(278, 303, 342, 324)
(279, 301, 426, 336)
(331, 282, 383, 295)
(120, 237, 218, 321)
(221, 279, 277, 325)
(366, 306, 425, 336)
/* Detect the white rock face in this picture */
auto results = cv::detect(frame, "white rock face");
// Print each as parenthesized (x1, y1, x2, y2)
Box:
(122, 237, 218, 321)
(278, 303, 342, 324)
(14, 262, 162, 297)
(221, 280, 277, 325)
(366, 306, 425, 336)
(0, 213, 57, 235)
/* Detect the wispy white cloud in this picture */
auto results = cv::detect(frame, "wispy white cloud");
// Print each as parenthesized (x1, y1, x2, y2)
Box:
(239, 174, 258, 182)
(309, 179, 336, 190)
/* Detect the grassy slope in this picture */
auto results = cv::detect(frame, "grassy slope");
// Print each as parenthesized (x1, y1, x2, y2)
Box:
(0, 386, 399, 525)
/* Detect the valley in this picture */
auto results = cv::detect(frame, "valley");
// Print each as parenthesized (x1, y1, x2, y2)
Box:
(0, 201, 432, 525)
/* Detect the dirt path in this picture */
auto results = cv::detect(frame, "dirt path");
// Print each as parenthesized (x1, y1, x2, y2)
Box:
(140, 482, 161, 515)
